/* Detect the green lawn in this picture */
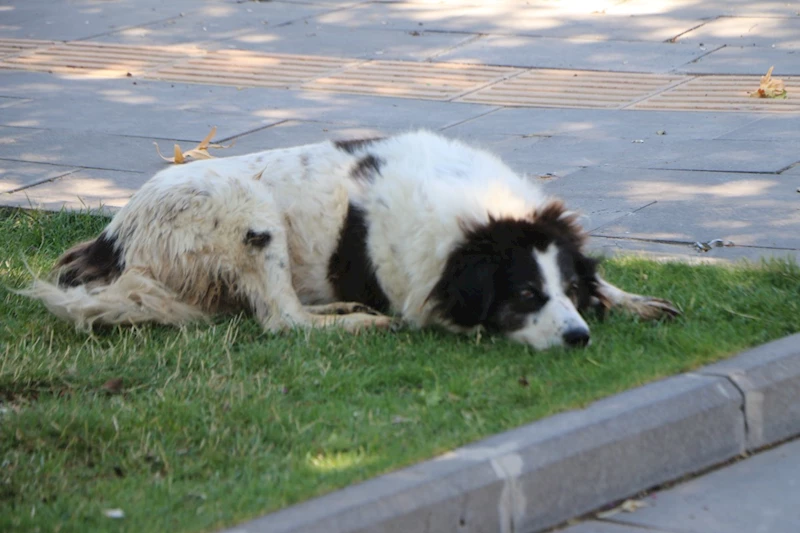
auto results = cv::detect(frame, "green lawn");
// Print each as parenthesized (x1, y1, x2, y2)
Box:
(1, 207, 798, 533)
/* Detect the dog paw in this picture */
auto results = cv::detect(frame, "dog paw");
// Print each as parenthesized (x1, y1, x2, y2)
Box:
(631, 297, 681, 320)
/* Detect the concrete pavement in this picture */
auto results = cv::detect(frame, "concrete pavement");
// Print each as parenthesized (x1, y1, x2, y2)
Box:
(2, 1, 800, 531)
(564, 437, 800, 533)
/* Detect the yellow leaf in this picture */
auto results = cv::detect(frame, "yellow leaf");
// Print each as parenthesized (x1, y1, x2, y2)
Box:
(173, 144, 185, 164)
(153, 127, 233, 164)
(197, 126, 217, 150)
(749, 66, 788, 98)
(182, 148, 214, 160)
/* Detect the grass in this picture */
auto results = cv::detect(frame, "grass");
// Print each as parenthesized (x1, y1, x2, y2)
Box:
(1, 207, 798, 533)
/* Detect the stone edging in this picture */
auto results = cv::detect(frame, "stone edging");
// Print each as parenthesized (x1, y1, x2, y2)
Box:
(225, 333, 800, 533)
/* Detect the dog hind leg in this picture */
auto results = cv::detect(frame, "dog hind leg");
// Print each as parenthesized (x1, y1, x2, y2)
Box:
(237, 224, 392, 333)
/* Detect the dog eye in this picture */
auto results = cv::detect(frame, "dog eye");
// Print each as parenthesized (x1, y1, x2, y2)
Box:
(519, 288, 539, 300)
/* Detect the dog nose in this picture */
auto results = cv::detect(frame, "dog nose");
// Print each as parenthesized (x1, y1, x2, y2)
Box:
(562, 328, 590, 348)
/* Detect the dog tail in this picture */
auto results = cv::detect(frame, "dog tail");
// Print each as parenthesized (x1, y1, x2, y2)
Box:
(20, 236, 207, 330)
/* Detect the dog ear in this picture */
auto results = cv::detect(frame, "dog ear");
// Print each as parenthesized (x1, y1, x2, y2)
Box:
(534, 201, 588, 249)
(574, 252, 599, 312)
(431, 256, 498, 328)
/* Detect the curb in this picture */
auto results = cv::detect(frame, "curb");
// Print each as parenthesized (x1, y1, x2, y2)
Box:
(225, 334, 800, 533)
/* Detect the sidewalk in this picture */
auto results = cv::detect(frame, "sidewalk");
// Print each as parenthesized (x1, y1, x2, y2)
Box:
(564, 437, 800, 533)
(2, 0, 799, 263)
(2, 1, 799, 532)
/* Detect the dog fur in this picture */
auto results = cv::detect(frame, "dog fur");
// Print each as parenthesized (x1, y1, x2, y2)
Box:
(22, 130, 679, 349)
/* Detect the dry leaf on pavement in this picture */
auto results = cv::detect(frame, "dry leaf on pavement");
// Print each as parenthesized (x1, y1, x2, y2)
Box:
(596, 498, 648, 519)
(749, 66, 787, 99)
(154, 127, 234, 164)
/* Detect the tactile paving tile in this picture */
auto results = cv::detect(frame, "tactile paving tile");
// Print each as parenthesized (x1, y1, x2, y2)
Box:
(146, 50, 354, 88)
(632, 75, 800, 112)
(0, 38, 54, 59)
(303, 60, 522, 100)
(458, 69, 688, 108)
(0, 41, 196, 77)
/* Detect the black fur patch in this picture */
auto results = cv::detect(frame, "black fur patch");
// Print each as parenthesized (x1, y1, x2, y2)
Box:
(57, 231, 125, 287)
(327, 204, 391, 313)
(430, 216, 597, 331)
(350, 154, 383, 183)
(334, 137, 384, 154)
(244, 230, 272, 249)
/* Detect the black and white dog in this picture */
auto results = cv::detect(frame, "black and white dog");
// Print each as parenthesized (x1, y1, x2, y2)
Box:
(24, 131, 678, 349)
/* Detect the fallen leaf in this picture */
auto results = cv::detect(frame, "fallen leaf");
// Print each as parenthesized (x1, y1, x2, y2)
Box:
(103, 509, 125, 519)
(749, 66, 787, 99)
(153, 126, 234, 164)
(621, 499, 648, 513)
(656, 130, 666, 135)
(101, 378, 124, 395)
(596, 498, 648, 519)
(518, 376, 530, 387)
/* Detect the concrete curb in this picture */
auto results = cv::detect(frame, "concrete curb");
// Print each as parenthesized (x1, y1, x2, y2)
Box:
(226, 334, 800, 533)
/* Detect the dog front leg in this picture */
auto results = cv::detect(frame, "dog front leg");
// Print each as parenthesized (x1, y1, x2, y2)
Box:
(593, 276, 681, 320)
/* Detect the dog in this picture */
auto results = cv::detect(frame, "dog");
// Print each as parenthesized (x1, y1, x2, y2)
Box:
(23, 130, 679, 350)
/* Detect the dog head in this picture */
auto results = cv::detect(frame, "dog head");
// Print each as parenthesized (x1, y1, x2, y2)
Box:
(431, 202, 597, 350)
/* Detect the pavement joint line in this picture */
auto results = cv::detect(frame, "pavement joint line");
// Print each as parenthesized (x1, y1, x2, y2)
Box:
(1, 168, 81, 195)
(632, 167, 791, 176)
(445, 64, 528, 103)
(589, 234, 800, 252)
(425, 32, 487, 62)
(620, 75, 696, 110)
(70, 13, 197, 44)
(0, 157, 146, 174)
(587, 200, 657, 234)
(438, 106, 503, 131)
(664, 17, 718, 44)
(676, 43, 727, 68)
(216, 120, 291, 144)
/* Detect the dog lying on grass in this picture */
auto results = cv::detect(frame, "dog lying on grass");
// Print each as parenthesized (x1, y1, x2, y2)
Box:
(23, 130, 679, 349)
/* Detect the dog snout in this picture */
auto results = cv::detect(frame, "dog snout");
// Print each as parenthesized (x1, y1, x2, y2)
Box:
(562, 327, 590, 348)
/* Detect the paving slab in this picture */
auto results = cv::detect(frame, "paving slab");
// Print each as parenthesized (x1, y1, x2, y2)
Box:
(699, 334, 800, 450)
(609, 438, 800, 533)
(90, 1, 336, 46)
(0, 126, 182, 174)
(172, 86, 498, 131)
(0, 0, 188, 41)
(229, 373, 744, 533)
(312, 3, 705, 42)
(559, 166, 800, 249)
(529, 135, 800, 173)
(587, 236, 800, 263)
(562, 521, 678, 533)
(677, 46, 800, 75)
(497, 15, 709, 43)
(0, 160, 75, 193)
(466, 135, 800, 175)
(219, 121, 392, 154)
(435, 35, 706, 73)
(1, 168, 147, 213)
(0, 91, 282, 141)
(607, 0, 800, 18)
(719, 115, 800, 142)
(220, 26, 475, 62)
(444, 107, 763, 141)
(677, 16, 800, 49)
